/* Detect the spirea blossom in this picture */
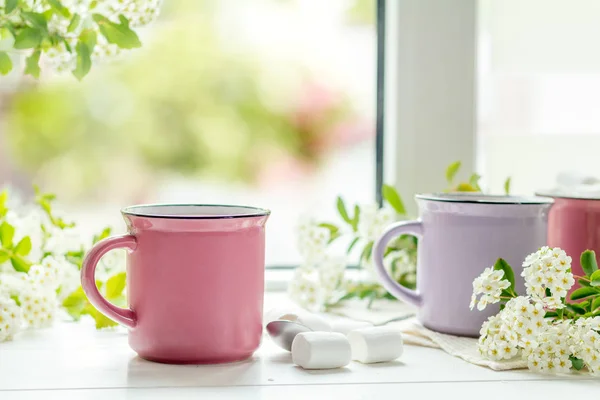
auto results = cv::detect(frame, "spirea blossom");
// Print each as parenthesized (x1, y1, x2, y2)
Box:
(0, 296, 22, 342)
(470, 267, 511, 311)
(521, 247, 574, 309)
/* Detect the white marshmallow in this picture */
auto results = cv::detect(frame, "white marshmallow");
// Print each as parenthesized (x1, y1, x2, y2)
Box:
(347, 326, 403, 364)
(292, 332, 351, 369)
(331, 319, 373, 335)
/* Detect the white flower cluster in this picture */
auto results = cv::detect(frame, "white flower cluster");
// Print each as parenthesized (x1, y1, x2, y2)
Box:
(0, 255, 71, 333)
(526, 320, 573, 373)
(470, 267, 511, 311)
(287, 256, 346, 313)
(296, 218, 331, 266)
(290, 202, 416, 312)
(290, 217, 348, 312)
(358, 205, 395, 242)
(478, 297, 548, 361)
(522, 246, 574, 309)
(0, 296, 22, 342)
(569, 318, 600, 374)
(384, 249, 416, 284)
(473, 247, 600, 374)
(38, 0, 163, 74)
(0, 188, 112, 342)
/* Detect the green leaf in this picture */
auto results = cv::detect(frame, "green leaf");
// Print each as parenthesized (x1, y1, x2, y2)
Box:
(0, 52, 12, 75)
(0, 221, 15, 248)
(591, 270, 600, 287)
(62, 287, 87, 321)
(24, 50, 41, 78)
(347, 237, 360, 254)
(105, 272, 126, 299)
(468, 174, 482, 191)
(557, 307, 564, 319)
(317, 223, 340, 243)
(446, 161, 461, 184)
(13, 27, 42, 49)
(10, 255, 31, 273)
(544, 311, 558, 318)
(336, 196, 351, 224)
(21, 12, 48, 32)
(350, 204, 360, 232)
(0, 249, 9, 263)
(89, 0, 97, 9)
(93, 14, 141, 49)
(592, 296, 600, 311)
(79, 29, 97, 49)
(84, 303, 118, 329)
(358, 287, 376, 299)
(67, 13, 81, 33)
(493, 258, 515, 292)
(47, 0, 71, 18)
(579, 278, 591, 287)
(566, 303, 587, 315)
(570, 356, 584, 371)
(10, 294, 20, 306)
(93, 227, 112, 243)
(72, 40, 91, 80)
(455, 183, 479, 192)
(382, 184, 406, 215)
(570, 286, 600, 301)
(5, 0, 18, 13)
(503, 177, 511, 195)
(0, 190, 7, 217)
(360, 241, 374, 266)
(14, 236, 31, 256)
(582, 250, 599, 277)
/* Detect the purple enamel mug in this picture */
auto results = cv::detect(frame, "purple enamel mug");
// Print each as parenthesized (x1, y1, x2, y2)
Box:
(373, 193, 554, 337)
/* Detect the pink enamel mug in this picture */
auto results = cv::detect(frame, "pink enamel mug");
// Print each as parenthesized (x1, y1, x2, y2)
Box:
(536, 190, 600, 291)
(81, 204, 270, 364)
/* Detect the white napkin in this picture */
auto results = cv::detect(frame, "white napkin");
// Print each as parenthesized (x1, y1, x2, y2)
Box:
(390, 318, 527, 371)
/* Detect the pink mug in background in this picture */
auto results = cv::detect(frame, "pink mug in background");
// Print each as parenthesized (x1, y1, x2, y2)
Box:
(81, 204, 270, 364)
(536, 191, 600, 289)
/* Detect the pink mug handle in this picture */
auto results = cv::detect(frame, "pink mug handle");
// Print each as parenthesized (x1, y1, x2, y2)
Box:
(373, 220, 424, 307)
(81, 234, 138, 328)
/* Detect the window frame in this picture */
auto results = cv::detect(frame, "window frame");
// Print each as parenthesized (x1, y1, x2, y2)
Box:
(382, 0, 478, 216)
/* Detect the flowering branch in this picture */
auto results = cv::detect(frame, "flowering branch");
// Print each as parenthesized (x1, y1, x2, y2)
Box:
(0, 186, 127, 342)
(471, 246, 600, 374)
(0, 0, 162, 80)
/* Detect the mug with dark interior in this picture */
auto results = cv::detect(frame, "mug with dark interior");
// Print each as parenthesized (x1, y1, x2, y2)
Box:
(81, 204, 270, 364)
(373, 193, 553, 337)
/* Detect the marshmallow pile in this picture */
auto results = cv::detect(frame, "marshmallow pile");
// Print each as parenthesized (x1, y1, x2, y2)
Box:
(269, 310, 404, 370)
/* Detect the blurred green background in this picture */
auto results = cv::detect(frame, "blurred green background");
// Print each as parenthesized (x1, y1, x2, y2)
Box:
(2, 0, 374, 202)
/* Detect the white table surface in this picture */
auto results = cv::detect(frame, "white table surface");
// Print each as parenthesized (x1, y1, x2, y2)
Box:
(1, 295, 598, 399)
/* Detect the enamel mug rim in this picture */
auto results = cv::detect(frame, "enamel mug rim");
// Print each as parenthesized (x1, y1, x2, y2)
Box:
(417, 193, 554, 205)
(121, 203, 271, 220)
(535, 189, 600, 201)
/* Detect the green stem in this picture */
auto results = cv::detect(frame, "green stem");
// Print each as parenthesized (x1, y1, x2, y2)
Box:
(575, 275, 590, 282)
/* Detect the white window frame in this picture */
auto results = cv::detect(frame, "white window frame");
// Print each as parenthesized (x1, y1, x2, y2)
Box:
(384, 0, 477, 216)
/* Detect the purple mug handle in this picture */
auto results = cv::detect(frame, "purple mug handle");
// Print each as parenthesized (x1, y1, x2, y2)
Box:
(81, 234, 138, 328)
(373, 220, 424, 307)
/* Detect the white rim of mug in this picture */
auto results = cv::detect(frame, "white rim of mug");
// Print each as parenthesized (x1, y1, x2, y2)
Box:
(121, 204, 271, 219)
(535, 190, 600, 201)
(416, 193, 554, 205)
